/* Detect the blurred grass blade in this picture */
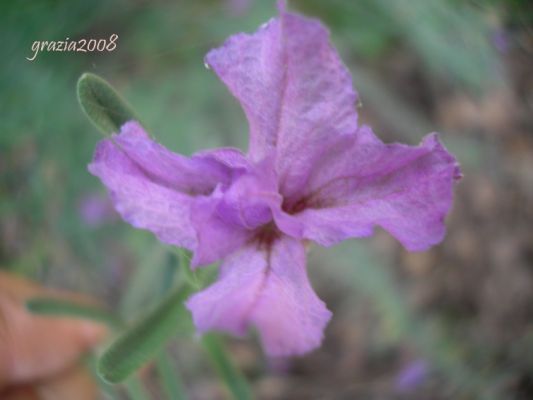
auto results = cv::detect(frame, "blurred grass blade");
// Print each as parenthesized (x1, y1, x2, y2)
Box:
(98, 286, 191, 383)
(202, 333, 253, 400)
(26, 297, 122, 329)
(156, 350, 188, 400)
(335, 242, 501, 399)
(77, 72, 138, 135)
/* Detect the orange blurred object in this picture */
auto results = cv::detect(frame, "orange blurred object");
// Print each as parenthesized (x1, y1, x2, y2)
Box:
(0, 271, 107, 400)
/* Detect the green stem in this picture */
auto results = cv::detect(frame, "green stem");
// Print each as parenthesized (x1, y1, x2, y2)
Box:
(201, 333, 253, 400)
(171, 249, 253, 399)
(156, 350, 188, 400)
(125, 376, 151, 400)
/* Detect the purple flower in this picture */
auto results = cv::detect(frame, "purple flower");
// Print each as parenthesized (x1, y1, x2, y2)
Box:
(492, 29, 509, 54)
(395, 359, 429, 391)
(78, 192, 117, 227)
(88, 3, 461, 356)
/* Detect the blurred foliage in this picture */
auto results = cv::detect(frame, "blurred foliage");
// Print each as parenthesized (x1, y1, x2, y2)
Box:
(296, 0, 503, 90)
(1, 0, 531, 399)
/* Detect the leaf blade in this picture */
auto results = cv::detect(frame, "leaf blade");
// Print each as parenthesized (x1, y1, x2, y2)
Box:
(26, 297, 122, 329)
(77, 72, 138, 135)
(97, 286, 192, 383)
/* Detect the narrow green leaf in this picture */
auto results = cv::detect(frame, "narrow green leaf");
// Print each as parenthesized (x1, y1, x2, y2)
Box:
(26, 297, 122, 329)
(156, 350, 188, 400)
(77, 72, 138, 135)
(98, 286, 191, 383)
(86, 354, 121, 400)
(202, 334, 253, 400)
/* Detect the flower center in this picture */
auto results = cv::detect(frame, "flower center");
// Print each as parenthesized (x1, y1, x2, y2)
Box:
(255, 221, 280, 249)
(281, 196, 308, 215)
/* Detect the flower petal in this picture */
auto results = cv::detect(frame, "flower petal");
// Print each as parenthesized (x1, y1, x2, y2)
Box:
(88, 121, 247, 250)
(205, 9, 359, 199)
(280, 130, 461, 251)
(186, 235, 331, 356)
(189, 186, 255, 268)
(102, 121, 246, 194)
(217, 156, 280, 230)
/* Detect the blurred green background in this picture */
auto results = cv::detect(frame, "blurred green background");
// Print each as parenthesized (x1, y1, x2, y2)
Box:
(1, 0, 533, 398)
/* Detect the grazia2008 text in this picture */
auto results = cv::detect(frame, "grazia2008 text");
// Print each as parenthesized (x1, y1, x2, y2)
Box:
(27, 34, 118, 61)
